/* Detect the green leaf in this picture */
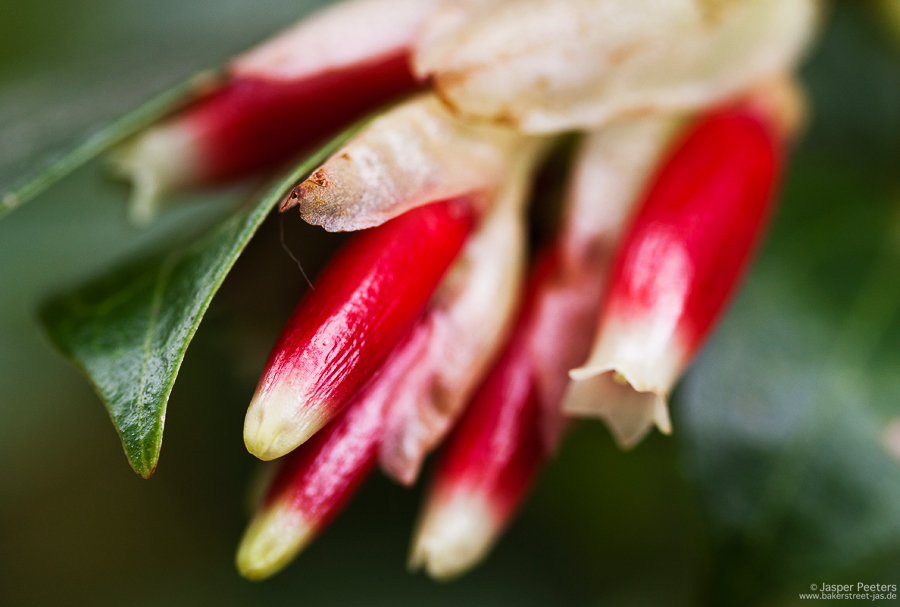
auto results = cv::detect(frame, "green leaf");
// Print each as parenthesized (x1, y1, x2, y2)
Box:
(0, 71, 216, 222)
(39, 128, 354, 478)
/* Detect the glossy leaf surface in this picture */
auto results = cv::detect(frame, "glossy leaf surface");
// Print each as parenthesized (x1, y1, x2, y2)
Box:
(40, 128, 354, 478)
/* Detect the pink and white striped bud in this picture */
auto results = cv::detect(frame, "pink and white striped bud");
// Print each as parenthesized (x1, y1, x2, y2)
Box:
(236, 196, 533, 578)
(377, 143, 545, 485)
(281, 93, 537, 232)
(235, 329, 423, 580)
(409, 114, 683, 579)
(113, 0, 435, 222)
(414, 0, 819, 133)
(244, 199, 474, 461)
(564, 96, 793, 448)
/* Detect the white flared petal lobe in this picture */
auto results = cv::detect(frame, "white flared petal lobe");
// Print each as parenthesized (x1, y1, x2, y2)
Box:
(236, 499, 314, 580)
(565, 314, 687, 448)
(527, 115, 681, 447)
(379, 144, 541, 484)
(289, 94, 537, 231)
(414, 0, 819, 132)
(564, 370, 673, 448)
(409, 489, 501, 580)
(232, 0, 438, 81)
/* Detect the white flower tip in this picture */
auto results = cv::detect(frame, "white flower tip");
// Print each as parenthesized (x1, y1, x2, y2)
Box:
(409, 490, 499, 580)
(110, 124, 200, 226)
(564, 366, 672, 449)
(243, 384, 328, 460)
(236, 500, 314, 580)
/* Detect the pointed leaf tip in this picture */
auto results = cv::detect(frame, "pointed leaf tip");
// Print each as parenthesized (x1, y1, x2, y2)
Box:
(38, 126, 359, 476)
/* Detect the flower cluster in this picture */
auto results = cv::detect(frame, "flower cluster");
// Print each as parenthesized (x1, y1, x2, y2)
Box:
(111, 0, 819, 581)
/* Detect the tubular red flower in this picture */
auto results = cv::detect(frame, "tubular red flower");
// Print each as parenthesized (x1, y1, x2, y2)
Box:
(566, 104, 784, 447)
(244, 198, 475, 461)
(235, 332, 421, 580)
(409, 114, 683, 579)
(113, 0, 433, 222)
(409, 253, 560, 580)
(533, 114, 681, 446)
(377, 145, 543, 486)
(239, 281, 480, 580)
(236, 399, 380, 581)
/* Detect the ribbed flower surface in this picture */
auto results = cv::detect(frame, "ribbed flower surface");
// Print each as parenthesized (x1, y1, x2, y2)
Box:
(244, 199, 474, 460)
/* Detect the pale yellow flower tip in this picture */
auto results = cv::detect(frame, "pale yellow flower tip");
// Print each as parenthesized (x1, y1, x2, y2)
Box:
(236, 501, 314, 581)
(243, 383, 330, 461)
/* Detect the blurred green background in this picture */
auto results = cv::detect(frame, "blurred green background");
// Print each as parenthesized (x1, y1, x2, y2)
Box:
(2, 1, 900, 605)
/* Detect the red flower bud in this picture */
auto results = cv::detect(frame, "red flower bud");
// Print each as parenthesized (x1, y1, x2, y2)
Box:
(566, 104, 784, 447)
(187, 53, 417, 184)
(409, 113, 683, 578)
(244, 198, 474, 461)
(236, 398, 380, 580)
(114, 0, 433, 222)
(409, 253, 558, 580)
(237, 286, 456, 580)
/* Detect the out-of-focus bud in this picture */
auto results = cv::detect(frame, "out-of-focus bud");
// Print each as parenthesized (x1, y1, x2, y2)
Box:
(408, 253, 557, 581)
(244, 199, 474, 461)
(281, 94, 535, 231)
(235, 332, 422, 580)
(531, 114, 682, 446)
(377, 142, 546, 485)
(564, 92, 794, 448)
(409, 113, 681, 579)
(113, 0, 434, 223)
(414, 0, 819, 133)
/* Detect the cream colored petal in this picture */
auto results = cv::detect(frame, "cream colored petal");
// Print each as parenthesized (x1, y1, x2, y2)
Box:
(408, 488, 502, 580)
(288, 94, 540, 232)
(559, 114, 683, 266)
(564, 312, 687, 448)
(563, 369, 672, 448)
(110, 123, 202, 226)
(527, 115, 681, 447)
(415, 0, 819, 132)
(379, 143, 543, 484)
